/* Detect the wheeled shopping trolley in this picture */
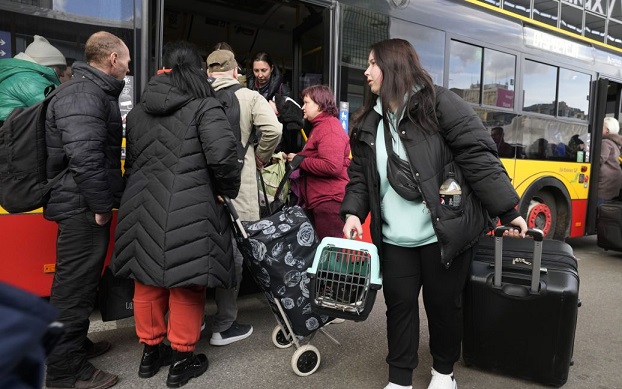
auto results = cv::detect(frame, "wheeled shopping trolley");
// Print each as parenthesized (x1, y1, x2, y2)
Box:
(223, 198, 340, 377)
(307, 237, 382, 321)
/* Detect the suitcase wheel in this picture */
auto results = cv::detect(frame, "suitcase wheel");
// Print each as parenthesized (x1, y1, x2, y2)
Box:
(291, 344, 321, 376)
(272, 325, 294, 349)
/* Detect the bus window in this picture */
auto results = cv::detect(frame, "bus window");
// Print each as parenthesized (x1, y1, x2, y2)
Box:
(390, 18, 445, 85)
(558, 69, 590, 120)
(523, 60, 557, 114)
(448, 40, 482, 104)
(483, 49, 516, 109)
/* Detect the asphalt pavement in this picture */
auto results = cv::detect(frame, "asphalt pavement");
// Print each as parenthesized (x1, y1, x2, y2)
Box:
(83, 235, 622, 389)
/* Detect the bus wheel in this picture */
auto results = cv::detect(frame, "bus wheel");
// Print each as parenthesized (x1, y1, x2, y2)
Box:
(526, 191, 557, 238)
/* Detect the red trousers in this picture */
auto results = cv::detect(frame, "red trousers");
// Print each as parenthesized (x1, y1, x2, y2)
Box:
(133, 281, 206, 352)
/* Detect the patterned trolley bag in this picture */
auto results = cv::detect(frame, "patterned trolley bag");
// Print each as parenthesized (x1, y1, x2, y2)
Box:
(224, 199, 331, 337)
(307, 237, 382, 321)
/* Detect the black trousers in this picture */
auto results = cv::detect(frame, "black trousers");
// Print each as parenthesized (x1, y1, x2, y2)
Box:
(382, 242, 473, 386)
(46, 211, 110, 387)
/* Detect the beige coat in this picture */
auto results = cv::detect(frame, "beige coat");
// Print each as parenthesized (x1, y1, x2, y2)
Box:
(212, 76, 282, 221)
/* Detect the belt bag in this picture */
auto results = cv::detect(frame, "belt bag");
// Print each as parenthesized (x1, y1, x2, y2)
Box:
(384, 121, 421, 201)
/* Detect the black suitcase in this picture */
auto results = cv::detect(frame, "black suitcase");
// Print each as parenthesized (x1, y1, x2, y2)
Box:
(463, 227, 579, 387)
(597, 201, 622, 251)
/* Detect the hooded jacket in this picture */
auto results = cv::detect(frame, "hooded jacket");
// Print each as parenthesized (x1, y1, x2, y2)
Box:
(44, 62, 125, 221)
(598, 132, 622, 200)
(0, 57, 61, 121)
(210, 76, 282, 221)
(111, 73, 241, 289)
(341, 86, 520, 268)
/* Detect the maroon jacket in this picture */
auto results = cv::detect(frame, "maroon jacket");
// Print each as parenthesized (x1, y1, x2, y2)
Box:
(297, 112, 350, 209)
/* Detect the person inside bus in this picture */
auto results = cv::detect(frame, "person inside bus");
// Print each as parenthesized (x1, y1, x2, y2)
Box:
(284, 84, 350, 240)
(490, 126, 514, 158)
(598, 117, 622, 204)
(340, 38, 528, 389)
(44, 31, 129, 389)
(247, 51, 304, 153)
(0, 34, 66, 125)
(206, 48, 282, 347)
(111, 40, 241, 387)
(566, 134, 585, 161)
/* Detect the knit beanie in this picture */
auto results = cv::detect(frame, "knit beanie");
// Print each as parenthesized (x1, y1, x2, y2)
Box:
(24, 35, 66, 66)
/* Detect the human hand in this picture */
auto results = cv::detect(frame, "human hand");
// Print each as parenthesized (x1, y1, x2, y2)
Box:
(217, 195, 225, 204)
(503, 216, 528, 238)
(286, 153, 296, 163)
(95, 212, 112, 226)
(343, 214, 363, 239)
(269, 100, 278, 115)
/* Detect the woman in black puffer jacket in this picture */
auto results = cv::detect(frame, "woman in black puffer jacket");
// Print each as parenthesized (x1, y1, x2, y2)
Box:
(341, 39, 527, 389)
(111, 41, 240, 387)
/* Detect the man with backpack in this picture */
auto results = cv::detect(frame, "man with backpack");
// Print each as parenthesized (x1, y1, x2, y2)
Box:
(0, 35, 67, 125)
(206, 48, 282, 346)
(43, 31, 131, 389)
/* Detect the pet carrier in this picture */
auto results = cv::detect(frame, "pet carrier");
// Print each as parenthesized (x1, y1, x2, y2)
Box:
(307, 237, 382, 321)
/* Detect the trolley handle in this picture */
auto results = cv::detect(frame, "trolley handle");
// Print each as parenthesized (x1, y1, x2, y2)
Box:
(222, 196, 247, 240)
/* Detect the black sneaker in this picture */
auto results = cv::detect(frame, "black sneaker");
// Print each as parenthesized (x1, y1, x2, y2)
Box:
(209, 321, 253, 346)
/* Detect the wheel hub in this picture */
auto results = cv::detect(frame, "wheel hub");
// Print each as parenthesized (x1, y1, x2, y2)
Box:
(527, 202, 552, 236)
(297, 350, 319, 373)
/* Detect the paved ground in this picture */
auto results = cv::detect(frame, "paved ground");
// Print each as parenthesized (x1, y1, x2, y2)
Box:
(83, 235, 622, 389)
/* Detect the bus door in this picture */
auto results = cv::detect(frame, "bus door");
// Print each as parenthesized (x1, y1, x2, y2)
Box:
(585, 78, 622, 235)
(292, 5, 332, 100)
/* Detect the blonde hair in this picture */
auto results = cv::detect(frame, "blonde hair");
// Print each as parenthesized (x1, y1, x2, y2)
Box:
(604, 117, 620, 135)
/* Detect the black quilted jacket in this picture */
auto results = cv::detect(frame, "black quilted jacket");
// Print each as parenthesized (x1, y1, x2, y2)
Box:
(111, 74, 241, 289)
(44, 62, 125, 221)
(341, 86, 520, 268)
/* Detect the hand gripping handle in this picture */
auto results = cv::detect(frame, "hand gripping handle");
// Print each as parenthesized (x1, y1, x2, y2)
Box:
(493, 226, 543, 293)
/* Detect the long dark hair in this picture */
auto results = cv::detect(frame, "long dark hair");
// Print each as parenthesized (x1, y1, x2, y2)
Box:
(352, 39, 438, 133)
(162, 41, 214, 99)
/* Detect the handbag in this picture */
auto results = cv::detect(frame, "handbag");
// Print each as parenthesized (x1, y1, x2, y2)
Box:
(383, 119, 421, 201)
(97, 267, 134, 322)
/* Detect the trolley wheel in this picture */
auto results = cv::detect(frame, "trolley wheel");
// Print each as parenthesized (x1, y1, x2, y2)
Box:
(272, 325, 293, 349)
(291, 345, 321, 376)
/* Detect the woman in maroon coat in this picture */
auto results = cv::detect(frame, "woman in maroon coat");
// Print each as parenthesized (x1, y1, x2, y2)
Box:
(285, 85, 350, 239)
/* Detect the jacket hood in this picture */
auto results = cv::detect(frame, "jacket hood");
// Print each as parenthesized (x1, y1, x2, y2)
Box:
(604, 132, 622, 147)
(210, 76, 241, 91)
(72, 61, 124, 98)
(140, 73, 194, 115)
(0, 57, 59, 84)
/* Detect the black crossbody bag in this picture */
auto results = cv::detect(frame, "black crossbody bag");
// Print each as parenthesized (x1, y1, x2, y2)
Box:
(382, 118, 421, 201)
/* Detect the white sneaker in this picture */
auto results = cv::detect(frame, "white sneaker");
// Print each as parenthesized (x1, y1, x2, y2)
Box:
(384, 383, 412, 389)
(427, 368, 457, 389)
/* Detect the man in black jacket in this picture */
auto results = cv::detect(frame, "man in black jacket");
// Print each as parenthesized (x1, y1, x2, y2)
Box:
(43, 31, 130, 389)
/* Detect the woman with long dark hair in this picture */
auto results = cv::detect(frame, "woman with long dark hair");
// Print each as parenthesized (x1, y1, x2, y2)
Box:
(341, 39, 527, 389)
(111, 41, 241, 387)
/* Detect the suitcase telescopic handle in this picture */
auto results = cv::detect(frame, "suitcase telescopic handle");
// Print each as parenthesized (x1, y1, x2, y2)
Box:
(493, 227, 544, 293)
(222, 196, 248, 240)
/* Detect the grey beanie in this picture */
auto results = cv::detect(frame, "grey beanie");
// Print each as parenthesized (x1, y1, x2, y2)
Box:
(24, 35, 66, 66)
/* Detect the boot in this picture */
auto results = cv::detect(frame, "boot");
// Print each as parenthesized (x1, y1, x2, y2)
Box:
(139, 343, 173, 378)
(166, 350, 208, 388)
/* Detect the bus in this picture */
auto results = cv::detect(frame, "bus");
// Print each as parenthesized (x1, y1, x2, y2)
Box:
(2, 0, 622, 296)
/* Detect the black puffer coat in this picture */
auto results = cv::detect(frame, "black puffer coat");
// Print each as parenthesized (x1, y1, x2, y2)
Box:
(44, 62, 125, 221)
(111, 74, 241, 289)
(341, 86, 520, 268)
